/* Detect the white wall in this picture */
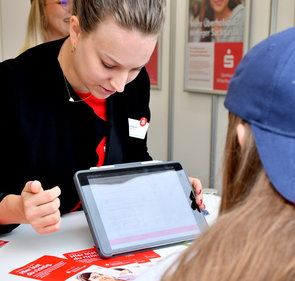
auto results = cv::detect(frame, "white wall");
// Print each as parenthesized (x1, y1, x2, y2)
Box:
(0, 0, 30, 60)
(1, 0, 294, 193)
(147, 1, 171, 162)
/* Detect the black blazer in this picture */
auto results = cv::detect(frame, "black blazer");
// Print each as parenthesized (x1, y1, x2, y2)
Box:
(0, 39, 152, 232)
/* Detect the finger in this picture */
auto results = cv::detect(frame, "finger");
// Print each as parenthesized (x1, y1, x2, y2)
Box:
(196, 196, 206, 210)
(30, 180, 43, 194)
(32, 211, 62, 234)
(25, 197, 60, 221)
(189, 177, 203, 195)
(22, 180, 43, 194)
(23, 186, 61, 208)
(38, 186, 61, 206)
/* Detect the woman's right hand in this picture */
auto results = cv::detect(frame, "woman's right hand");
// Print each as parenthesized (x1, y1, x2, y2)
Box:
(21, 180, 61, 234)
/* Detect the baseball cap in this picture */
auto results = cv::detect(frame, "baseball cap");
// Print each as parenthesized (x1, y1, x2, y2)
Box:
(224, 27, 295, 204)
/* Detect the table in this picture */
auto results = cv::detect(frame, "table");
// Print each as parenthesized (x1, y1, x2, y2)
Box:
(0, 194, 220, 280)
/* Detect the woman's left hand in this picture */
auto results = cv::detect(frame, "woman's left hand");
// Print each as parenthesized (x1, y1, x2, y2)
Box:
(189, 177, 205, 210)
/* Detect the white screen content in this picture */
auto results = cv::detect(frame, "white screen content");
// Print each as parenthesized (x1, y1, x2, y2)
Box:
(88, 170, 200, 250)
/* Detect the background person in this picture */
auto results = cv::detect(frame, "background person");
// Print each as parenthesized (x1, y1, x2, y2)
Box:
(135, 27, 295, 281)
(199, 0, 244, 42)
(20, 0, 72, 53)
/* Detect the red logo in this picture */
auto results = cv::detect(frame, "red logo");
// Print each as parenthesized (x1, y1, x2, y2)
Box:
(214, 42, 243, 91)
(140, 117, 148, 127)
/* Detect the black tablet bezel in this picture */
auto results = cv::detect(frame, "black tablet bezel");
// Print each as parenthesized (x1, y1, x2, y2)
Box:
(74, 161, 208, 258)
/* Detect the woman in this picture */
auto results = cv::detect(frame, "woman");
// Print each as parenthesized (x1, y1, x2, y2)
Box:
(199, 0, 244, 42)
(0, 0, 204, 235)
(77, 271, 136, 281)
(20, 0, 72, 53)
(135, 27, 295, 281)
(77, 272, 120, 281)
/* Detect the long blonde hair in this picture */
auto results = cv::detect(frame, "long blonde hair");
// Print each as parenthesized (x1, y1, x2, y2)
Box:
(19, 0, 47, 53)
(161, 113, 295, 281)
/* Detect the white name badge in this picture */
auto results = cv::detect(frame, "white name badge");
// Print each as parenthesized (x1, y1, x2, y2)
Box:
(128, 117, 149, 139)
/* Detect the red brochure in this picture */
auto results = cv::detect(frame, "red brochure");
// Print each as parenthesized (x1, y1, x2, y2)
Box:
(63, 247, 104, 265)
(10, 255, 89, 280)
(63, 247, 161, 267)
(0, 240, 9, 247)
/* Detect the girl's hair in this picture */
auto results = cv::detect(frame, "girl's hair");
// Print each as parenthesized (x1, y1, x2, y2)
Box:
(220, 113, 262, 213)
(72, 0, 166, 35)
(160, 113, 295, 281)
(199, 0, 242, 42)
(20, 0, 47, 53)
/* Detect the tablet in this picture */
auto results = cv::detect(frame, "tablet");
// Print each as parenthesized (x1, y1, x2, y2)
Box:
(74, 161, 208, 258)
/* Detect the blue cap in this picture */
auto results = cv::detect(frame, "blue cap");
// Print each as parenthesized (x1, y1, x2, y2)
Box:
(224, 27, 295, 204)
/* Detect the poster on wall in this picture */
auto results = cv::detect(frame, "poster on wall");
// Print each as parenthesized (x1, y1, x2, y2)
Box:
(146, 41, 161, 89)
(184, 0, 250, 94)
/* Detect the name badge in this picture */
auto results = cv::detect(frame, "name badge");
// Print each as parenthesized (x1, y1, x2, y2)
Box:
(128, 117, 149, 139)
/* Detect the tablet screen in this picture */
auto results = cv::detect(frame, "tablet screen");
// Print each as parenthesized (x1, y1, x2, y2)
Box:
(74, 162, 208, 258)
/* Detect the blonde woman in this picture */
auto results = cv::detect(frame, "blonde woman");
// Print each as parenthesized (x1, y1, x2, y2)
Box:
(0, 0, 205, 235)
(20, 0, 72, 53)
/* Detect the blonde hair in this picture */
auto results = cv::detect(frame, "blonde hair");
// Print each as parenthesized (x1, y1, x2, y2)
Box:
(20, 0, 165, 53)
(19, 0, 47, 53)
(72, 0, 166, 35)
(161, 113, 295, 281)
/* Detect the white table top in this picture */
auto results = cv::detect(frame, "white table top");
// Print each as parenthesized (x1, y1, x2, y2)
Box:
(0, 194, 220, 280)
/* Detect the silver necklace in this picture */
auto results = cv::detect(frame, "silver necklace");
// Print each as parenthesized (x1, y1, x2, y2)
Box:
(62, 74, 92, 103)
(59, 41, 92, 103)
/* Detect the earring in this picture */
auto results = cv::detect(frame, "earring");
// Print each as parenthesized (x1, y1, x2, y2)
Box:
(71, 45, 76, 53)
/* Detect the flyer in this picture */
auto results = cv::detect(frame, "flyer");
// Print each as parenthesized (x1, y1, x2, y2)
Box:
(10, 255, 89, 281)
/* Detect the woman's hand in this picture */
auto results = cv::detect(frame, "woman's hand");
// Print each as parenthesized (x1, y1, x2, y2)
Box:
(189, 177, 205, 210)
(21, 180, 61, 234)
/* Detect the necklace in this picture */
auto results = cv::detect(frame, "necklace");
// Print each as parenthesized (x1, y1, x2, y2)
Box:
(59, 40, 92, 103)
(62, 74, 92, 103)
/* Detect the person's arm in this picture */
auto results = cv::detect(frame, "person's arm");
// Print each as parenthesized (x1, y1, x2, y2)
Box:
(0, 180, 62, 234)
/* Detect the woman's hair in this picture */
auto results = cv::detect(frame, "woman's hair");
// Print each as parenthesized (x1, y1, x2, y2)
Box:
(190, 1, 201, 18)
(76, 272, 91, 281)
(160, 113, 295, 281)
(72, 0, 166, 35)
(76, 272, 120, 281)
(199, 0, 242, 42)
(20, 0, 47, 53)
(219, 113, 262, 213)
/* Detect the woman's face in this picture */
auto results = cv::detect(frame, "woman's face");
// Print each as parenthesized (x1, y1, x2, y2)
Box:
(88, 273, 116, 281)
(44, 0, 72, 41)
(69, 16, 157, 99)
(209, 0, 230, 14)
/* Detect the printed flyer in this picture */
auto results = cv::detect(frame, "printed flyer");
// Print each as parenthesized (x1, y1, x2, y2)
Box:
(9, 248, 162, 281)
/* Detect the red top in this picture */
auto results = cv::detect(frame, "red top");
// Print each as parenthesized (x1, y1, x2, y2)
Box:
(70, 92, 107, 213)
(76, 91, 107, 167)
